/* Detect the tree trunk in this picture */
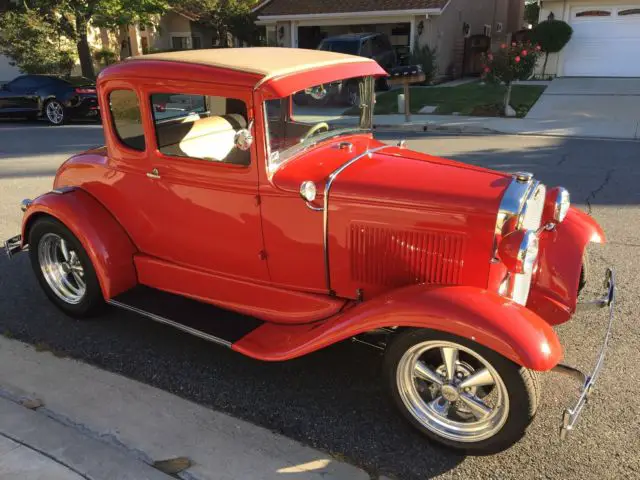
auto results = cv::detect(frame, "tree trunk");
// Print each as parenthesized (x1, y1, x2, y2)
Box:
(504, 83, 513, 115)
(542, 52, 549, 79)
(75, 16, 95, 78)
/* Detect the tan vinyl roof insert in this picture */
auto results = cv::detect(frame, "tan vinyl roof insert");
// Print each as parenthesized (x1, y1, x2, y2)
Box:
(130, 47, 373, 84)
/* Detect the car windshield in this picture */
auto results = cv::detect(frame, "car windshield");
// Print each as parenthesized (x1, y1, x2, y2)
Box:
(264, 75, 375, 172)
(318, 40, 360, 55)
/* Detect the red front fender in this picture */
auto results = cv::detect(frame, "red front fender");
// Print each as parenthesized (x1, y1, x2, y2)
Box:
(22, 189, 138, 299)
(528, 206, 606, 325)
(234, 284, 563, 371)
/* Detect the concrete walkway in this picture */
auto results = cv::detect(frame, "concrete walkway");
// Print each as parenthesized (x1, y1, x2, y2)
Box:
(0, 337, 373, 480)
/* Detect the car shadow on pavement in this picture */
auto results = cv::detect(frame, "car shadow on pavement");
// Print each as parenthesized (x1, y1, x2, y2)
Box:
(0, 253, 465, 479)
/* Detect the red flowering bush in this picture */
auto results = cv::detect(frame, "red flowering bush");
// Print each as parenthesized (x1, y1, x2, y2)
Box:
(480, 41, 543, 115)
(481, 41, 541, 85)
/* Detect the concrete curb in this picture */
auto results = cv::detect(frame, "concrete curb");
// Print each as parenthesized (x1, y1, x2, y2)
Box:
(0, 337, 373, 480)
(0, 395, 170, 480)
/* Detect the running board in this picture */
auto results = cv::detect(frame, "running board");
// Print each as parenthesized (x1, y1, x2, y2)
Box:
(108, 285, 264, 347)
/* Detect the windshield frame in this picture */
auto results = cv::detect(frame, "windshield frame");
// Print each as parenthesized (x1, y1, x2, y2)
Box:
(264, 75, 375, 174)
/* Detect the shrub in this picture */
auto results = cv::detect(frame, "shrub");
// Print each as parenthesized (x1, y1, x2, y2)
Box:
(481, 41, 543, 115)
(531, 20, 573, 77)
(94, 49, 118, 66)
(410, 39, 437, 84)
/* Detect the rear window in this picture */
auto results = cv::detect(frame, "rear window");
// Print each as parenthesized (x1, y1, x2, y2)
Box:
(318, 40, 360, 55)
(62, 76, 95, 87)
(109, 89, 145, 151)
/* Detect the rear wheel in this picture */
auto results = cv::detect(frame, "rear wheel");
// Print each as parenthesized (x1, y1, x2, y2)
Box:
(28, 217, 104, 317)
(383, 329, 539, 454)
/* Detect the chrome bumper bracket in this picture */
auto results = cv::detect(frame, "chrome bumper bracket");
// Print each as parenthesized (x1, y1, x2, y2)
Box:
(4, 235, 24, 259)
(557, 268, 615, 440)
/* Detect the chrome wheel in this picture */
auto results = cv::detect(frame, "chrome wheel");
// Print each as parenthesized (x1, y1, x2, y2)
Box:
(45, 101, 64, 125)
(37, 233, 86, 304)
(396, 340, 510, 443)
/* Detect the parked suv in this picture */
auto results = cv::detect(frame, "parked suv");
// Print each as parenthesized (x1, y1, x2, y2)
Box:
(318, 32, 398, 72)
(295, 33, 398, 106)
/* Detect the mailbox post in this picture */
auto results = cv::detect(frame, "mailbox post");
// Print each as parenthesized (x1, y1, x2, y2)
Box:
(387, 65, 427, 123)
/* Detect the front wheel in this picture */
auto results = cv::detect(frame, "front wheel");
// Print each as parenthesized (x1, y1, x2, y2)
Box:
(383, 329, 540, 454)
(28, 216, 104, 317)
(44, 99, 66, 125)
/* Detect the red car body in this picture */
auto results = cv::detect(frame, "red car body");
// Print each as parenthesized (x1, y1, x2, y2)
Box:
(7, 48, 614, 452)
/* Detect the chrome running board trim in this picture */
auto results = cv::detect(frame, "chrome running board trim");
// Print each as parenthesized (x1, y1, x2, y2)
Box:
(108, 299, 232, 348)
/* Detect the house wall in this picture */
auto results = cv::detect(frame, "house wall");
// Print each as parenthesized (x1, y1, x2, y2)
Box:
(276, 21, 291, 47)
(419, 0, 496, 78)
(0, 55, 20, 82)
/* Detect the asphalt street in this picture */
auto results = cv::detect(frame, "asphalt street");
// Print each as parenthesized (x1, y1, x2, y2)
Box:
(0, 120, 638, 479)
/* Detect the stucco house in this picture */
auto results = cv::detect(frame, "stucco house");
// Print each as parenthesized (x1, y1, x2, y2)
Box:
(536, 1, 640, 77)
(254, 0, 526, 79)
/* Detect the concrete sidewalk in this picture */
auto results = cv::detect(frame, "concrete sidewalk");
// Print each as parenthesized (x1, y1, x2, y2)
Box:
(0, 337, 373, 480)
(370, 114, 640, 140)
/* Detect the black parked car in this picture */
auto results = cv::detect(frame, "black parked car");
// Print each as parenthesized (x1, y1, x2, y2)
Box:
(0, 75, 99, 125)
(295, 32, 399, 106)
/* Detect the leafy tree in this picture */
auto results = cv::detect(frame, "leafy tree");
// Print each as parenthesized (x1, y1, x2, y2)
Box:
(531, 20, 573, 78)
(524, 1, 540, 27)
(178, 0, 260, 47)
(0, 8, 76, 75)
(33, 0, 171, 78)
(482, 41, 543, 115)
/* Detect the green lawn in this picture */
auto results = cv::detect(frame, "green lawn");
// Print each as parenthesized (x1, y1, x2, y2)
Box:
(373, 82, 547, 118)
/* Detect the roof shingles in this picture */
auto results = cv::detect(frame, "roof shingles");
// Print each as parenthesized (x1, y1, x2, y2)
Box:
(257, 0, 448, 16)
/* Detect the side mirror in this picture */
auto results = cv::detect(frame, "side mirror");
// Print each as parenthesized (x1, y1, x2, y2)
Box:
(234, 119, 254, 151)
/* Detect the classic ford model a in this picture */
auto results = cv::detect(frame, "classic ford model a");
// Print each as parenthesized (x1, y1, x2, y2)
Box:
(4, 48, 615, 454)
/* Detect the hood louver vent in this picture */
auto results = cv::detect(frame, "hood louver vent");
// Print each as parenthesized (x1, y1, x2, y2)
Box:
(349, 225, 466, 287)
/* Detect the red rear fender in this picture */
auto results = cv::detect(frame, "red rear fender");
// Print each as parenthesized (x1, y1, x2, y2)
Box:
(22, 189, 137, 299)
(234, 284, 563, 371)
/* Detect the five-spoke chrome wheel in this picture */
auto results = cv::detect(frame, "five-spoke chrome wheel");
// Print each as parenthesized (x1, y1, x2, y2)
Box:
(45, 100, 65, 125)
(37, 233, 86, 304)
(396, 340, 509, 443)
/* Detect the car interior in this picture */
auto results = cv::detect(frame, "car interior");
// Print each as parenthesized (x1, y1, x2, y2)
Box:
(153, 95, 250, 166)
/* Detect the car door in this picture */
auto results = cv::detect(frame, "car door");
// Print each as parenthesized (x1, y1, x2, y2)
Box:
(0, 76, 41, 113)
(139, 83, 269, 282)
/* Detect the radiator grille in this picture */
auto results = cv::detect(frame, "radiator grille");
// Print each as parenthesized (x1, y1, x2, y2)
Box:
(349, 225, 466, 287)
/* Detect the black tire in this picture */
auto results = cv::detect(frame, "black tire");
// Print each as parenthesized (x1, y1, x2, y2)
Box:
(44, 99, 66, 126)
(383, 329, 540, 455)
(579, 250, 590, 295)
(28, 216, 104, 318)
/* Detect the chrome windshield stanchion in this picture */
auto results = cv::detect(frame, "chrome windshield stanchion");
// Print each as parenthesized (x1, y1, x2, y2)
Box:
(554, 268, 616, 440)
(4, 235, 24, 259)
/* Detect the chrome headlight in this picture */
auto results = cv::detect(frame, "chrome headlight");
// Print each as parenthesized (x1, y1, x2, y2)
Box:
(498, 230, 539, 275)
(555, 188, 570, 222)
(543, 186, 570, 225)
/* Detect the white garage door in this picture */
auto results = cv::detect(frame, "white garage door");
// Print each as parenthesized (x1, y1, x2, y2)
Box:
(562, 5, 640, 77)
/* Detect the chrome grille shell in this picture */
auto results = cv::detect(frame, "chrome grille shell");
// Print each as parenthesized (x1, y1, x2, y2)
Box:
(495, 175, 546, 305)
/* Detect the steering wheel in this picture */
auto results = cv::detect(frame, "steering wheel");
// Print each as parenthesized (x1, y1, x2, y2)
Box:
(301, 122, 329, 142)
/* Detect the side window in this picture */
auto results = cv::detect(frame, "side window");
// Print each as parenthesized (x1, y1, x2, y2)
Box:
(109, 89, 145, 151)
(361, 39, 373, 57)
(150, 92, 250, 166)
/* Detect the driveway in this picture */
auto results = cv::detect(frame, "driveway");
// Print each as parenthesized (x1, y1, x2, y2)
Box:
(526, 78, 640, 138)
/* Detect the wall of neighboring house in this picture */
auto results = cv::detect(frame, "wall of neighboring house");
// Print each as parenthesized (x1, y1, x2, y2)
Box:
(0, 55, 20, 82)
(415, 0, 522, 79)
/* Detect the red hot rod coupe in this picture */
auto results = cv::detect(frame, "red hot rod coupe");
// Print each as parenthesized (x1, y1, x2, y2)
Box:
(5, 48, 615, 454)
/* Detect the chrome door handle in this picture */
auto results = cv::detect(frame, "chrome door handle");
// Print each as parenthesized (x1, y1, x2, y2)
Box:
(146, 168, 160, 179)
